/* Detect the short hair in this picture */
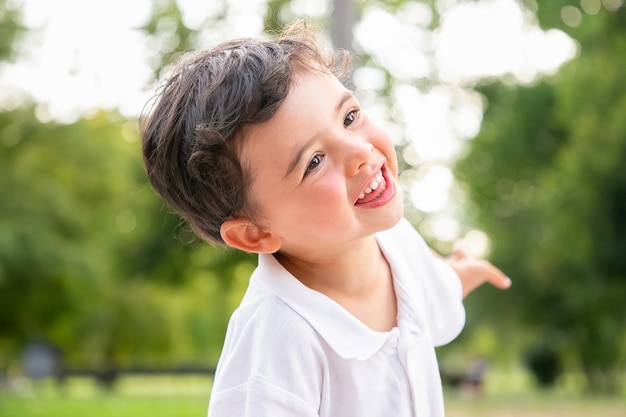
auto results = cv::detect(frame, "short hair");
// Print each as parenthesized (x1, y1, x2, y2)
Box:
(141, 21, 350, 244)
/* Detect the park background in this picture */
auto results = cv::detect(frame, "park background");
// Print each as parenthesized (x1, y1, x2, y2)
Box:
(0, 0, 625, 415)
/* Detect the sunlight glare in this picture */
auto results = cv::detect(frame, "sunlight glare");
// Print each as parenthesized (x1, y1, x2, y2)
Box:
(395, 85, 461, 162)
(462, 229, 491, 258)
(355, 7, 431, 81)
(3, 0, 153, 121)
(429, 214, 461, 243)
(434, 0, 577, 85)
(409, 164, 454, 213)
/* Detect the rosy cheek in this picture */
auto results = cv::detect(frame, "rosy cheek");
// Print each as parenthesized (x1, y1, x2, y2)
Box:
(309, 176, 343, 200)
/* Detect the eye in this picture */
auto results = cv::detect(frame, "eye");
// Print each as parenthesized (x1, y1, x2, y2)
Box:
(344, 108, 360, 127)
(304, 154, 324, 177)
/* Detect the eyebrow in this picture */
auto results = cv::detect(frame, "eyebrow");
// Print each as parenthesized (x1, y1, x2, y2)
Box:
(283, 90, 354, 179)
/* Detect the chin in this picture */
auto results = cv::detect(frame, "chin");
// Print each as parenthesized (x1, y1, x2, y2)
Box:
(380, 201, 404, 231)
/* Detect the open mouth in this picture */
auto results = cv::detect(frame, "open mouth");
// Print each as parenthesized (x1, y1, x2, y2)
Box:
(355, 166, 396, 207)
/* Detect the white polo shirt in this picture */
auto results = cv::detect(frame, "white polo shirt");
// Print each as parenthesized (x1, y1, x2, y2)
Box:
(208, 218, 465, 417)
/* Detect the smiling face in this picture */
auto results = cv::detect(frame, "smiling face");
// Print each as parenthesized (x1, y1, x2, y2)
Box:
(235, 70, 403, 260)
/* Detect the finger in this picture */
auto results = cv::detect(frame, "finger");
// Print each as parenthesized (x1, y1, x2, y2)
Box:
(486, 264, 511, 289)
(496, 275, 512, 289)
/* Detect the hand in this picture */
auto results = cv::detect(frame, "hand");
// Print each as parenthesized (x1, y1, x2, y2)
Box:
(444, 241, 511, 298)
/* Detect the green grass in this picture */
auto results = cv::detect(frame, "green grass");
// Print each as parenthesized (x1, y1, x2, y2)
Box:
(0, 396, 208, 417)
(444, 365, 626, 417)
(445, 393, 626, 417)
(1, 374, 625, 417)
(0, 375, 212, 417)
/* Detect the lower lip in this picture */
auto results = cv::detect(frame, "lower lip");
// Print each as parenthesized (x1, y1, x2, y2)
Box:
(355, 166, 397, 208)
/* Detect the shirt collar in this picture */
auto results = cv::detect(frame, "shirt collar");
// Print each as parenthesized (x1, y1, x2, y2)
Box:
(249, 253, 393, 360)
(246, 221, 426, 360)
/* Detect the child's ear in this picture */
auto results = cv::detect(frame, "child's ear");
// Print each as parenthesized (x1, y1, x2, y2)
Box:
(220, 217, 281, 254)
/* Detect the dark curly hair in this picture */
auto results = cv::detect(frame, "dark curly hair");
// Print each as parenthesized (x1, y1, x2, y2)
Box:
(141, 21, 350, 244)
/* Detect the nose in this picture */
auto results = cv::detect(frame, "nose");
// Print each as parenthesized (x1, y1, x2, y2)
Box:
(344, 139, 374, 176)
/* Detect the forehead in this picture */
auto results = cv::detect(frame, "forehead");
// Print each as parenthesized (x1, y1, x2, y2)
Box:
(240, 70, 347, 168)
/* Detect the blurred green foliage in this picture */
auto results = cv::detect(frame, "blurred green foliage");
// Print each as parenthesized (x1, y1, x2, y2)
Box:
(455, 0, 626, 393)
(0, 0, 25, 62)
(0, 105, 253, 369)
(0, 3, 253, 372)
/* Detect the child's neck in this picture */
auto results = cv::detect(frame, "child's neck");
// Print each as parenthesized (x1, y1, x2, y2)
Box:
(274, 237, 397, 332)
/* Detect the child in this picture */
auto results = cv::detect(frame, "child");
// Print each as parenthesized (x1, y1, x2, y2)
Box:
(141, 20, 510, 417)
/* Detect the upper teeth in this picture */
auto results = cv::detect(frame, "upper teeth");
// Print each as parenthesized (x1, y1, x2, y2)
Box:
(359, 172, 385, 200)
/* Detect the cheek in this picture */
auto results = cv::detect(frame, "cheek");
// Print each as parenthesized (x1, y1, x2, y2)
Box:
(288, 178, 348, 224)
(305, 175, 347, 205)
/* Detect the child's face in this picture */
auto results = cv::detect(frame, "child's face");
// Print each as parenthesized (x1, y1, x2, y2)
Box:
(241, 70, 403, 258)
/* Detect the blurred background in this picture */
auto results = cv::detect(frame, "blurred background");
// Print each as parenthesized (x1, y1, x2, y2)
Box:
(0, 0, 624, 415)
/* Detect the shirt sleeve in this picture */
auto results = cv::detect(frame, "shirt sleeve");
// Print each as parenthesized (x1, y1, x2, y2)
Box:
(424, 255, 465, 346)
(390, 218, 466, 346)
(208, 377, 319, 417)
(208, 296, 324, 417)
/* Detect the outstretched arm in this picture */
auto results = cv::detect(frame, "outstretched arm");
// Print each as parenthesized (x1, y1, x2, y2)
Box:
(440, 242, 511, 299)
